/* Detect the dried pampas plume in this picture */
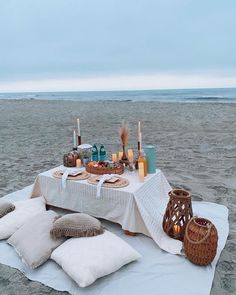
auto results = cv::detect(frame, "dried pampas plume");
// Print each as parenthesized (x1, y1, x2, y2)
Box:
(119, 121, 129, 146)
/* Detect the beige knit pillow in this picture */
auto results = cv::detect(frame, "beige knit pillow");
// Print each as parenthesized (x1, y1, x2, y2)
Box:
(50, 213, 104, 239)
(8, 210, 65, 269)
(0, 201, 15, 218)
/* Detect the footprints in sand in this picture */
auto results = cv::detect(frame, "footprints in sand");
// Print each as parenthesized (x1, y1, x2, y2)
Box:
(208, 185, 229, 195)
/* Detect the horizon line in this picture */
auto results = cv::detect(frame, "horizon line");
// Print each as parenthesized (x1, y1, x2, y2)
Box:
(1, 86, 236, 95)
(0, 73, 236, 93)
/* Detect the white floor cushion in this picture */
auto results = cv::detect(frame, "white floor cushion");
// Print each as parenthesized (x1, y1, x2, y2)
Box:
(8, 210, 65, 269)
(0, 197, 46, 240)
(51, 230, 141, 287)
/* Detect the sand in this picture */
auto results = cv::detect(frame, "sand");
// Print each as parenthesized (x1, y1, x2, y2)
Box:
(0, 99, 235, 295)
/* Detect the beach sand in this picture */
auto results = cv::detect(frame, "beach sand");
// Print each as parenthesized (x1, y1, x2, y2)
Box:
(0, 99, 235, 295)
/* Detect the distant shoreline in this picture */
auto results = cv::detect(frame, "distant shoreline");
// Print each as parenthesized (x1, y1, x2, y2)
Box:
(0, 88, 236, 103)
(0, 86, 236, 94)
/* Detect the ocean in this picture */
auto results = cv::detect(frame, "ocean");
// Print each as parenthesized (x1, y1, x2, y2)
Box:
(0, 88, 236, 103)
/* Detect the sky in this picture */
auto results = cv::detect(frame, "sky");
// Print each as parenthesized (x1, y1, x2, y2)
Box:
(0, 0, 236, 92)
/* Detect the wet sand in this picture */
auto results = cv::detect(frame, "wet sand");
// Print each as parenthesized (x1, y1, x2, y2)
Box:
(0, 99, 235, 294)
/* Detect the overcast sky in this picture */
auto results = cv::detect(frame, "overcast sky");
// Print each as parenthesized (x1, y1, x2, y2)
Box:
(0, 0, 236, 92)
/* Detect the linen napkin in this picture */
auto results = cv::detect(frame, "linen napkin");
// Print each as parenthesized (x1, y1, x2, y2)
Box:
(96, 174, 116, 199)
(61, 169, 69, 189)
(61, 168, 83, 189)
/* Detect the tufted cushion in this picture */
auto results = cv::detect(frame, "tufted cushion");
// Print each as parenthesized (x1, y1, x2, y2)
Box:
(50, 213, 104, 239)
(0, 200, 15, 218)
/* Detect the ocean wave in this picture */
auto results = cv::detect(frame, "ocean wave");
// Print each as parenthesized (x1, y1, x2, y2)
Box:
(0, 89, 236, 103)
(183, 96, 230, 101)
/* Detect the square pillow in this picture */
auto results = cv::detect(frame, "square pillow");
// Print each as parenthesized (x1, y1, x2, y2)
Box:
(8, 210, 65, 269)
(51, 230, 141, 287)
(0, 200, 15, 218)
(0, 197, 46, 240)
(50, 213, 104, 239)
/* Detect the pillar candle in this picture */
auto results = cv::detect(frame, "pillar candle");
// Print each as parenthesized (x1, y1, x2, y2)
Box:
(173, 224, 181, 234)
(127, 149, 134, 162)
(112, 153, 117, 162)
(76, 159, 82, 168)
(138, 162, 144, 182)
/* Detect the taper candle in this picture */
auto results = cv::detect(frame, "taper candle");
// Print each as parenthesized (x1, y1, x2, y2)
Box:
(73, 130, 77, 148)
(139, 132, 142, 150)
(138, 121, 141, 139)
(127, 149, 134, 163)
(77, 118, 80, 136)
(77, 118, 81, 145)
(138, 121, 141, 152)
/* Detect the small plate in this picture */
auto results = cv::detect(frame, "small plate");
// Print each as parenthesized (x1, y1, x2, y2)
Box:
(95, 176, 120, 183)
(60, 168, 83, 177)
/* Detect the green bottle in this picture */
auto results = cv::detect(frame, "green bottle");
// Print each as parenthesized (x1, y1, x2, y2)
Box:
(92, 144, 98, 161)
(99, 144, 106, 161)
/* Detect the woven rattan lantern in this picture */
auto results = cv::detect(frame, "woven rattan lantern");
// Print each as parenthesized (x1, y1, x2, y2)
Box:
(184, 217, 218, 266)
(63, 150, 80, 167)
(162, 189, 193, 241)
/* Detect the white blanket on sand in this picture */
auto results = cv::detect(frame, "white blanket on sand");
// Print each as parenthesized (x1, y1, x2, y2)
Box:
(0, 185, 229, 295)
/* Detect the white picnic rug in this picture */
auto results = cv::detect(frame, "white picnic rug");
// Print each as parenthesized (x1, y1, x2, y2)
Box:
(0, 185, 229, 295)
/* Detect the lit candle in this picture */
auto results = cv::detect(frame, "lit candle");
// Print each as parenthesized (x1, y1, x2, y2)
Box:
(138, 162, 144, 182)
(76, 159, 82, 168)
(127, 149, 134, 163)
(73, 130, 77, 148)
(112, 153, 117, 162)
(118, 151, 123, 161)
(173, 224, 181, 235)
(77, 118, 80, 136)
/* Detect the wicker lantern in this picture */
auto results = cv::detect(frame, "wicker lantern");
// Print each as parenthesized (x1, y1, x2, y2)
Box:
(162, 189, 193, 241)
(184, 217, 218, 266)
(63, 150, 80, 167)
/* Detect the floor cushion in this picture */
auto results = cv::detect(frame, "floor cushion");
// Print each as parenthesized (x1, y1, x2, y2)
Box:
(0, 197, 46, 240)
(8, 210, 65, 269)
(51, 230, 141, 287)
(50, 213, 104, 239)
(0, 200, 15, 218)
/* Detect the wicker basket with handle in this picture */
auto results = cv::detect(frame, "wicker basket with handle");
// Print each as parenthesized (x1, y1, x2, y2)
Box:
(184, 217, 218, 266)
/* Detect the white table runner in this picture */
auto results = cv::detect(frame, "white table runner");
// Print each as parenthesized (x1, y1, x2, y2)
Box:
(31, 166, 182, 254)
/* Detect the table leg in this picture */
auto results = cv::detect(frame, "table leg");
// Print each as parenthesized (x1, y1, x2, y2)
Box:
(124, 230, 137, 236)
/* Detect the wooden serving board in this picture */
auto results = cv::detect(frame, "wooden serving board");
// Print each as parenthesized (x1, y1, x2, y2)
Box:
(86, 161, 124, 175)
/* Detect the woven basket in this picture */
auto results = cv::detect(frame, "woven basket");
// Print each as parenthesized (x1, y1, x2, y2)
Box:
(162, 189, 193, 241)
(184, 217, 218, 266)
